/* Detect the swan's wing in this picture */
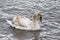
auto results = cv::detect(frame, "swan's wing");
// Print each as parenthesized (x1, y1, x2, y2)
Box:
(19, 18, 34, 28)
(6, 19, 32, 30)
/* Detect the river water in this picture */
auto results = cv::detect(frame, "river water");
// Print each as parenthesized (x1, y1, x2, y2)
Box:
(0, 0, 60, 40)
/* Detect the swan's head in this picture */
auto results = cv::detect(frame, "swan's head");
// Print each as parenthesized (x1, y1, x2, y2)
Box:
(32, 11, 42, 22)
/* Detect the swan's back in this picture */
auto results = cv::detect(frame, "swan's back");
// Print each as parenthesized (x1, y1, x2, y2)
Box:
(12, 16, 34, 28)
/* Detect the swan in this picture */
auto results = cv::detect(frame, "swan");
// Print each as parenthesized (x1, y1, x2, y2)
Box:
(6, 11, 42, 30)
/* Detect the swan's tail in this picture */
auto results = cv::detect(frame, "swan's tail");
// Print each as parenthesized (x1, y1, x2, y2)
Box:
(6, 19, 15, 27)
(6, 19, 12, 25)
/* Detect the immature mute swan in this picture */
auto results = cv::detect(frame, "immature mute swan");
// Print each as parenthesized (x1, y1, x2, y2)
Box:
(6, 11, 42, 30)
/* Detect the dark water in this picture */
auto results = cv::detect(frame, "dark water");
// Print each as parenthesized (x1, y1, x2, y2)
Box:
(0, 0, 60, 40)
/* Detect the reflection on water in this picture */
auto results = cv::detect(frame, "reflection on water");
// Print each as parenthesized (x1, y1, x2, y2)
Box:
(4, 24, 41, 40)
(10, 27, 41, 40)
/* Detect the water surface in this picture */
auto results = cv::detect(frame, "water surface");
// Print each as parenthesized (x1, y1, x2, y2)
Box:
(0, 0, 60, 40)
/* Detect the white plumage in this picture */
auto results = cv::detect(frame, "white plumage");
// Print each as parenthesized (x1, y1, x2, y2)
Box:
(6, 11, 42, 30)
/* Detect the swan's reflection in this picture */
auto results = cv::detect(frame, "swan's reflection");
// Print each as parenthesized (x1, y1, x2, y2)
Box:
(11, 27, 41, 40)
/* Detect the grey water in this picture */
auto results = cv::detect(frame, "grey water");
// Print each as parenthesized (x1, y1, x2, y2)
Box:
(0, 0, 60, 40)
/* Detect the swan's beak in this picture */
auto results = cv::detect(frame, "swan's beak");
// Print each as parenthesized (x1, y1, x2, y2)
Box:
(40, 16, 42, 23)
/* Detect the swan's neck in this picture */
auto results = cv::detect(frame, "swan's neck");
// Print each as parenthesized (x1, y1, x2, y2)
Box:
(32, 17, 40, 29)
